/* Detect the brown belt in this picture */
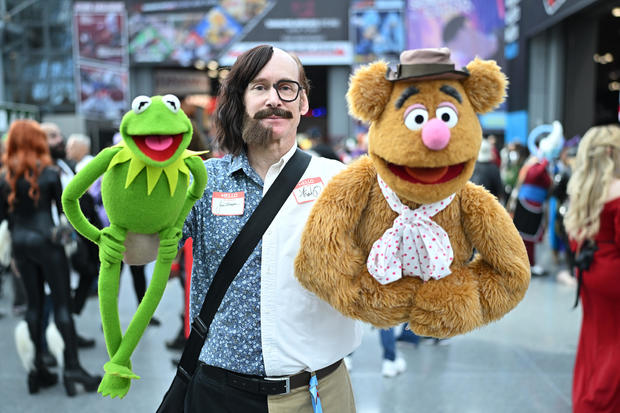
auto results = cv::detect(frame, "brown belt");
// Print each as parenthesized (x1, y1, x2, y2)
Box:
(198, 359, 342, 395)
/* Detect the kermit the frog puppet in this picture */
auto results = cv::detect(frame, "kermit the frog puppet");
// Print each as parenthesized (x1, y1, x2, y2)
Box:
(62, 94, 207, 398)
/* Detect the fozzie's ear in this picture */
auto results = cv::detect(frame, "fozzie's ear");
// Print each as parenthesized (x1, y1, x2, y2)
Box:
(346, 61, 393, 123)
(463, 58, 508, 114)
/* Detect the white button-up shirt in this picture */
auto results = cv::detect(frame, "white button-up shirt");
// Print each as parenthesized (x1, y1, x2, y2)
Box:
(184, 144, 362, 376)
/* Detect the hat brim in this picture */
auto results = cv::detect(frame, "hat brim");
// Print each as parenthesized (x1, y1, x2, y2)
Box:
(385, 64, 470, 82)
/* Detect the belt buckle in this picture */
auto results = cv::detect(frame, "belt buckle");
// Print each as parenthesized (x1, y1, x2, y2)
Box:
(265, 376, 290, 394)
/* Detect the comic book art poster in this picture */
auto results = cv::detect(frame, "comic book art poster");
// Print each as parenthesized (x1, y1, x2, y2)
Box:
(74, 2, 127, 65)
(128, 0, 269, 66)
(219, 0, 351, 66)
(406, 0, 505, 70)
(77, 64, 129, 120)
(350, 1, 405, 64)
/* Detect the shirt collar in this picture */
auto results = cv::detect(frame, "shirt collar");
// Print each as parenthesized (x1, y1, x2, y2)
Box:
(227, 151, 247, 176)
(270, 143, 298, 173)
(227, 143, 298, 176)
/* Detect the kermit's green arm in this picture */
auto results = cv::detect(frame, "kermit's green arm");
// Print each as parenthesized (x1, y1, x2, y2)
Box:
(62, 146, 121, 243)
(174, 155, 207, 229)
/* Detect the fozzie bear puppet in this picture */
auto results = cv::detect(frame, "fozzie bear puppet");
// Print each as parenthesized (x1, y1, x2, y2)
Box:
(295, 48, 530, 338)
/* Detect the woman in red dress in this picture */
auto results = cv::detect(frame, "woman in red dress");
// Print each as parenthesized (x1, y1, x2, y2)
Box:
(565, 124, 620, 413)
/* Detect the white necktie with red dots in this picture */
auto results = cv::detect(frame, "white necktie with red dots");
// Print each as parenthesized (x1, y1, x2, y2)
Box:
(367, 175, 455, 284)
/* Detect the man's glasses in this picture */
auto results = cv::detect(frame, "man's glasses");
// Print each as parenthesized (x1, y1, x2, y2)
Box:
(248, 80, 302, 102)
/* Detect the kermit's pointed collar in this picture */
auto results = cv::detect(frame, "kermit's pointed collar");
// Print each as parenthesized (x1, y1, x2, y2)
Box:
(108, 141, 207, 196)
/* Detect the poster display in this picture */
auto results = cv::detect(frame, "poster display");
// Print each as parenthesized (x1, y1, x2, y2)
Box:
(77, 64, 129, 120)
(128, 0, 270, 66)
(74, 2, 129, 120)
(406, 0, 505, 70)
(217, 0, 352, 66)
(74, 2, 128, 65)
(350, 1, 405, 64)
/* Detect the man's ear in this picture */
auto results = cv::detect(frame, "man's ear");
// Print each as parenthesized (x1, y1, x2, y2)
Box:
(346, 61, 392, 123)
(299, 90, 309, 116)
(463, 58, 508, 114)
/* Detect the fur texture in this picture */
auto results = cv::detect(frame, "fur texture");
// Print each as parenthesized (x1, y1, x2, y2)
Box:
(15, 320, 34, 372)
(295, 54, 529, 338)
(46, 322, 65, 368)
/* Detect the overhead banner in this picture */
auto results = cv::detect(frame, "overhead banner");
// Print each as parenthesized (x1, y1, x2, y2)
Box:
(73, 2, 129, 120)
(74, 1, 128, 65)
(350, 0, 405, 65)
(406, 0, 504, 71)
(220, 0, 351, 66)
(128, 0, 272, 66)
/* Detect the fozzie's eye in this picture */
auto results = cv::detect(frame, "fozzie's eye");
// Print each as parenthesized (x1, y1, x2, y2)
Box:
(131, 96, 152, 114)
(404, 106, 428, 131)
(436, 106, 458, 128)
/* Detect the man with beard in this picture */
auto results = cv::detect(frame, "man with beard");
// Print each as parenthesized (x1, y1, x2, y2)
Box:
(179, 45, 362, 412)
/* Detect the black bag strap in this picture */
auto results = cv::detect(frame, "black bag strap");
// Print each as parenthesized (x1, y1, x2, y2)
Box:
(176, 148, 311, 381)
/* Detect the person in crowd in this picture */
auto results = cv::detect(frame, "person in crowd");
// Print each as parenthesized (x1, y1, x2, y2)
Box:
(500, 142, 529, 204)
(0, 133, 28, 317)
(305, 126, 341, 161)
(65, 133, 94, 173)
(178, 45, 362, 412)
(551, 136, 580, 285)
(40, 123, 74, 188)
(63, 132, 102, 320)
(471, 137, 505, 202)
(509, 137, 553, 276)
(379, 327, 407, 378)
(564, 124, 620, 413)
(0, 119, 101, 395)
(40, 126, 97, 346)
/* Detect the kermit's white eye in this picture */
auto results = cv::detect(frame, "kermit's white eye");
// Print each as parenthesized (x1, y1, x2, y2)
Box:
(162, 94, 181, 113)
(132, 96, 152, 114)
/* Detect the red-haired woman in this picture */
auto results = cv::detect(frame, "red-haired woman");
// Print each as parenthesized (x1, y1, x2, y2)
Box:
(0, 119, 100, 396)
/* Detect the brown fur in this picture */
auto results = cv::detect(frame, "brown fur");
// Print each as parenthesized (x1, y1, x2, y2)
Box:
(295, 55, 529, 338)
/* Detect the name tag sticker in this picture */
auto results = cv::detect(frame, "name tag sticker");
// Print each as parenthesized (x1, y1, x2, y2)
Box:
(293, 177, 324, 204)
(212, 191, 245, 216)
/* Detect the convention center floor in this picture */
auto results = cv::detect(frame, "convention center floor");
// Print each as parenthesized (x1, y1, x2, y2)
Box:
(0, 241, 579, 413)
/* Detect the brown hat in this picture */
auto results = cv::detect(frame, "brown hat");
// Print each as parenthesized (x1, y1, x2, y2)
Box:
(385, 47, 469, 82)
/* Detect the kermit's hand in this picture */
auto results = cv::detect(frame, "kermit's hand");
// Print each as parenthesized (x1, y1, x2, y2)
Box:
(98, 359, 135, 399)
(158, 227, 182, 262)
(98, 226, 127, 267)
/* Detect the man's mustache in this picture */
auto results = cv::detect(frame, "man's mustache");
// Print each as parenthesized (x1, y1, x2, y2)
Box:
(253, 108, 293, 120)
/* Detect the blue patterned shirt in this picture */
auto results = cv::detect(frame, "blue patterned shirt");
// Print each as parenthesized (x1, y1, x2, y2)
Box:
(182, 151, 266, 375)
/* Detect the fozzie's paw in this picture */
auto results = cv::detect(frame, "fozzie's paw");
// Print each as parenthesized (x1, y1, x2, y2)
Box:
(408, 268, 483, 338)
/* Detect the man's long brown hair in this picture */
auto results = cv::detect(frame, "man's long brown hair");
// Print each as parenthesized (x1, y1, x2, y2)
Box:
(2, 119, 53, 211)
(214, 45, 310, 155)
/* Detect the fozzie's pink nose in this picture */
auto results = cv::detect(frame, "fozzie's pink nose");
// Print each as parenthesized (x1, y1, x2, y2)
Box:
(421, 118, 451, 150)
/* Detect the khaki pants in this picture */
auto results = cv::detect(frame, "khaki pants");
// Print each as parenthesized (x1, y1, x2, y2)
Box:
(267, 362, 356, 413)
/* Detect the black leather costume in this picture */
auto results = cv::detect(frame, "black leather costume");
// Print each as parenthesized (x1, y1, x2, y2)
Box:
(0, 166, 100, 394)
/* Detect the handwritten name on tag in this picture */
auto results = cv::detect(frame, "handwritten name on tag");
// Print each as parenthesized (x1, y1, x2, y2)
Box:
(212, 191, 245, 216)
(293, 177, 324, 204)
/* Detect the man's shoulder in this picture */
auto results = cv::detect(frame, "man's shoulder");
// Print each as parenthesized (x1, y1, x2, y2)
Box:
(204, 155, 233, 176)
(308, 155, 345, 179)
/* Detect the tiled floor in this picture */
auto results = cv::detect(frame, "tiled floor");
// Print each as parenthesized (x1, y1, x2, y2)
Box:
(0, 241, 580, 412)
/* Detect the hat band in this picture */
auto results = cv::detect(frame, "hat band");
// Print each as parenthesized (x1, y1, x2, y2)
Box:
(398, 63, 457, 78)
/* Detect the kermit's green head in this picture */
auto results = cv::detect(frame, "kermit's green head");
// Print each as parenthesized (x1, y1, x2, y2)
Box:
(119, 95, 193, 167)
